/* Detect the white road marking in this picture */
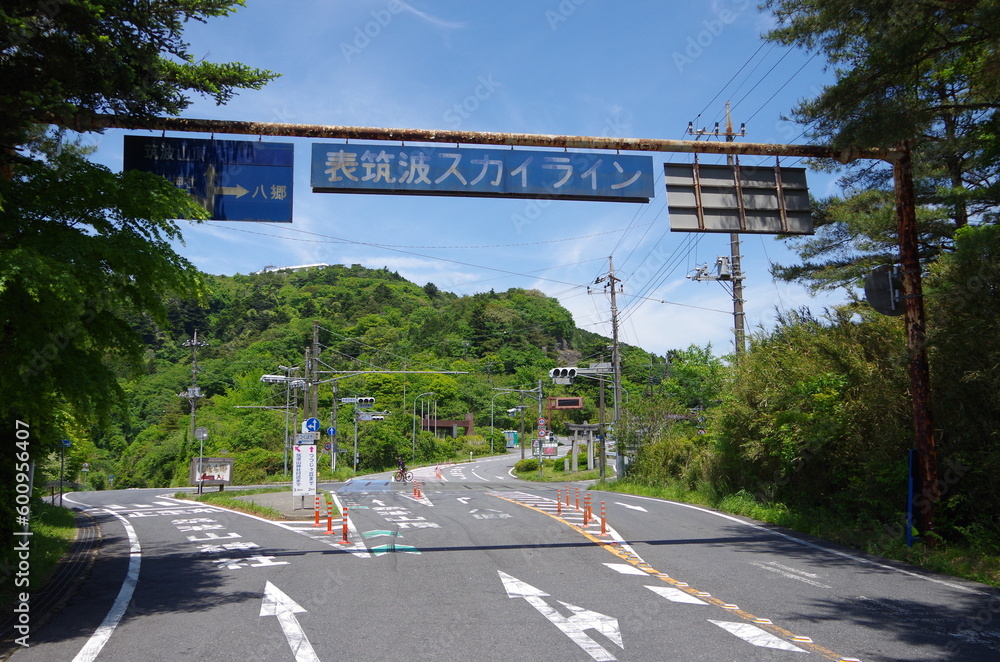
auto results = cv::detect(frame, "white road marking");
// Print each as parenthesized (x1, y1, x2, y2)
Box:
(645, 585, 709, 605)
(499, 571, 624, 661)
(398, 492, 434, 507)
(752, 560, 833, 589)
(260, 581, 321, 662)
(603, 563, 648, 576)
(617, 493, 986, 594)
(613, 501, 647, 512)
(709, 620, 807, 653)
(71, 510, 140, 662)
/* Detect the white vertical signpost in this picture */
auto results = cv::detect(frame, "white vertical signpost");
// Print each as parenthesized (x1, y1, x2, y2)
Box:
(292, 417, 319, 510)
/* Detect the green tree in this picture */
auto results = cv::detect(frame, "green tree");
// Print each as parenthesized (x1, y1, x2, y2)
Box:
(715, 306, 910, 515)
(1, 0, 276, 167)
(924, 224, 1000, 542)
(763, 0, 1000, 289)
(1, 0, 277, 542)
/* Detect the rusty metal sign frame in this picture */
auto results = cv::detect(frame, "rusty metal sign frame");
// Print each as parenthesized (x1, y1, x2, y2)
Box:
(58, 113, 936, 538)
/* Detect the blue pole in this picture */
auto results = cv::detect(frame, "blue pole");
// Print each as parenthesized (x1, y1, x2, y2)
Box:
(906, 449, 916, 547)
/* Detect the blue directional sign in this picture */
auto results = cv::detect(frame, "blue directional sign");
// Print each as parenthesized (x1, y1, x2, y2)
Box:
(304, 417, 321, 432)
(311, 143, 654, 203)
(326, 427, 337, 437)
(124, 136, 294, 222)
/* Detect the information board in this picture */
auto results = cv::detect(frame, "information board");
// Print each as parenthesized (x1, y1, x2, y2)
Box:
(292, 444, 317, 496)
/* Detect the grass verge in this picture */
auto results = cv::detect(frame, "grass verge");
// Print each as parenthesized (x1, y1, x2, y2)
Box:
(173, 486, 342, 519)
(512, 466, 602, 482)
(173, 487, 288, 520)
(595, 479, 1000, 589)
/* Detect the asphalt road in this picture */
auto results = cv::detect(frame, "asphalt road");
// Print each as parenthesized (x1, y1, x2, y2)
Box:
(11, 452, 1000, 661)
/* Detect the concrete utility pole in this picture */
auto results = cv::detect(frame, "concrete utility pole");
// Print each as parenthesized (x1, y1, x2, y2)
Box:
(180, 331, 208, 443)
(179, 330, 208, 492)
(592, 258, 622, 479)
(725, 104, 746, 355)
(310, 321, 320, 420)
(688, 103, 746, 354)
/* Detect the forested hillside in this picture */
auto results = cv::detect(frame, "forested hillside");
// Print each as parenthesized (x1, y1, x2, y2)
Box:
(67, 263, 667, 489)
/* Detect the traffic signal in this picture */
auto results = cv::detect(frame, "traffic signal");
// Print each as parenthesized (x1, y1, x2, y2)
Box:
(356, 396, 375, 408)
(549, 367, 577, 384)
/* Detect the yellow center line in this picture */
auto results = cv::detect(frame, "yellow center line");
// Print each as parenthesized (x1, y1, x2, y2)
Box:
(490, 492, 857, 662)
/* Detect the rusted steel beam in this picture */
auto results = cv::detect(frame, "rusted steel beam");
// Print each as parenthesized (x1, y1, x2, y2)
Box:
(62, 114, 895, 163)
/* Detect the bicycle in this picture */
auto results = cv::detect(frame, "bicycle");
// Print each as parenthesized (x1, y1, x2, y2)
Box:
(394, 469, 413, 483)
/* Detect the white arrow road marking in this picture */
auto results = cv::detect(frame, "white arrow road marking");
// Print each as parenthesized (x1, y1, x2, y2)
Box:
(709, 620, 807, 653)
(613, 501, 647, 512)
(260, 582, 321, 662)
(498, 571, 549, 597)
(457, 497, 472, 504)
(499, 571, 624, 661)
(645, 585, 709, 605)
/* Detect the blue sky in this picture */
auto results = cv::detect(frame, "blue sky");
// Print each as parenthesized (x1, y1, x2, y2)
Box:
(87, 0, 852, 357)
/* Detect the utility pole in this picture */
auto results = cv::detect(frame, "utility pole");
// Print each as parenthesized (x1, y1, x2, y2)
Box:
(519, 391, 526, 461)
(179, 330, 208, 492)
(592, 257, 622, 479)
(310, 321, 320, 419)
(725, 103, 747, 355)
(688, 103, 747, 354)
(895, 144, 939, 541)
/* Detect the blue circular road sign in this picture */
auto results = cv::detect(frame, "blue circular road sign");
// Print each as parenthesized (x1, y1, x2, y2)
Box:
(305, 417, 321, 432)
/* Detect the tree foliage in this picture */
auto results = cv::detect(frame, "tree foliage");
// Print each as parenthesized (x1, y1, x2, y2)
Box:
(763, 0, 1000, 290)
(924, 224, 1000, 538)
(713, 306, 911, 517)
(0, 0, 277, 164)
(0, 0, 277, 543)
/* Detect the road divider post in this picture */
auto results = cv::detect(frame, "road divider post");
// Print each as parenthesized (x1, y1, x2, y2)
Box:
(324, 500, 334, 535)
(340, 506, 350, 544)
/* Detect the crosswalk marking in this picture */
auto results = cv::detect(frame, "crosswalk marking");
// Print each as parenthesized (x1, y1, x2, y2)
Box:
(708, 620, 808, 653)
(604, 563, 647, 576)
(645, 585, 709, 605)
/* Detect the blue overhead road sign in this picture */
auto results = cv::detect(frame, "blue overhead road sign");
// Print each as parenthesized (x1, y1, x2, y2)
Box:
(124, 136, 294, 222)
(311, 143, 654, 203)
